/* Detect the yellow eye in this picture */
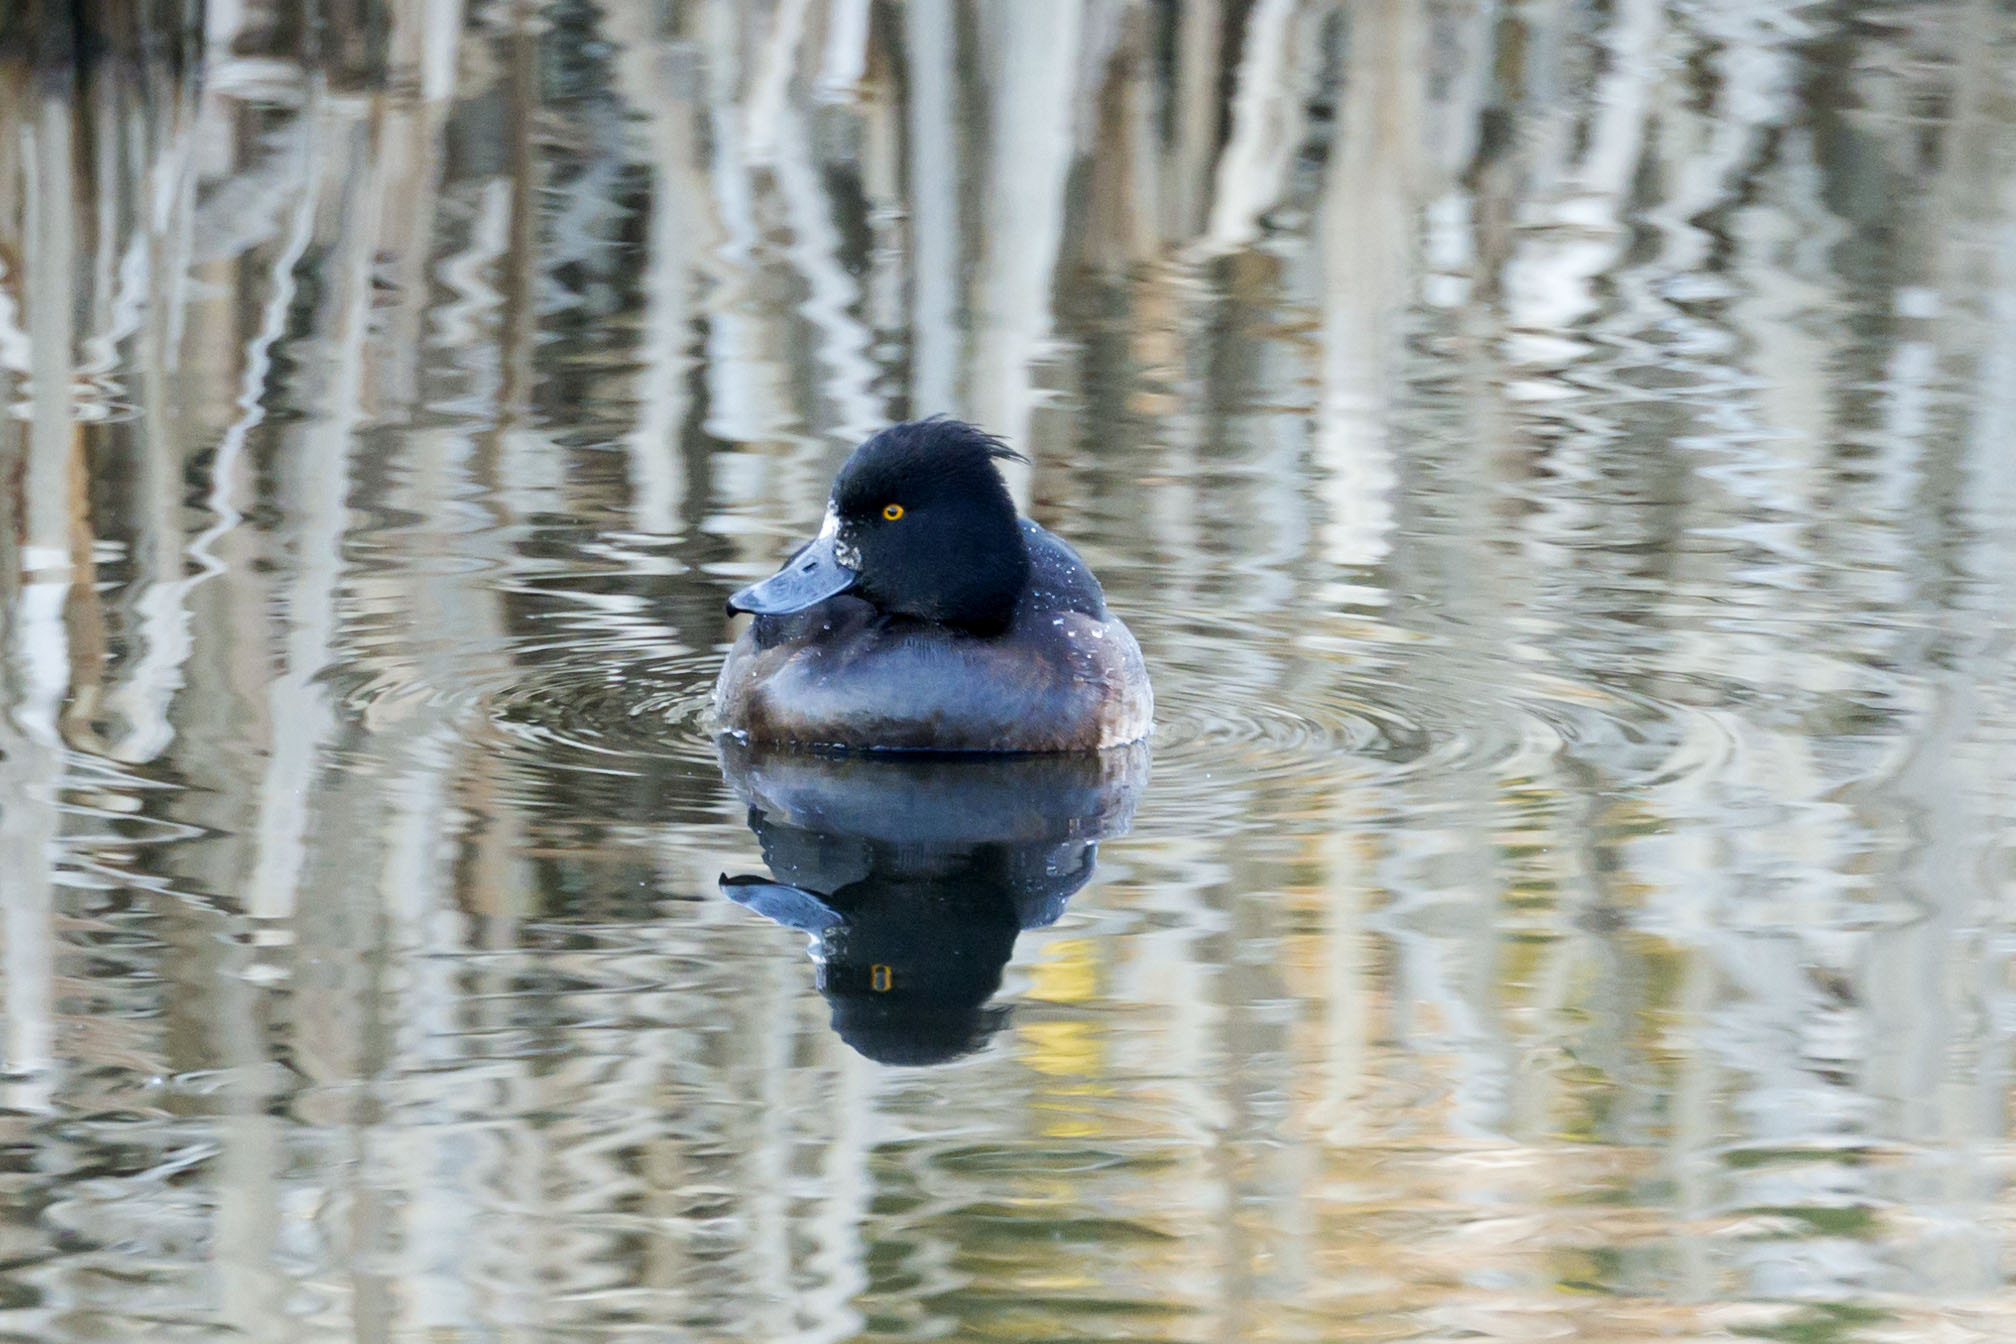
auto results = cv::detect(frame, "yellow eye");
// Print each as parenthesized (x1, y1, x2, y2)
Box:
(881, 503, 905, 521)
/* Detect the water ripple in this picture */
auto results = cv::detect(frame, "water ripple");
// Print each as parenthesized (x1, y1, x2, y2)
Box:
(482, 649, 722, 769)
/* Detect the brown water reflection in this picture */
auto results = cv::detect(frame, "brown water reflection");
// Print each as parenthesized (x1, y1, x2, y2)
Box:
(5, 1, 2016, 1340)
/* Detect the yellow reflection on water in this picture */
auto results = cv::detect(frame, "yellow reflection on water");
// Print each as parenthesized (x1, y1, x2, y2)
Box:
(1026, 937, 1100, 1005)
(1018, 1021, 1105, 1081)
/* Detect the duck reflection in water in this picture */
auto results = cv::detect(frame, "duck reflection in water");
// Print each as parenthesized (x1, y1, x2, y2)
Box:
(717, 741, 1148, 1066)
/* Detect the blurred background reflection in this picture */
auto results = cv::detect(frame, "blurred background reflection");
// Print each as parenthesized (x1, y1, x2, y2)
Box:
(4, 0, 2016, 1340)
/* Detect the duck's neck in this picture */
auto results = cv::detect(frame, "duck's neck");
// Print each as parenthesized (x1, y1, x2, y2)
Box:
(930, 517, 1029, 634)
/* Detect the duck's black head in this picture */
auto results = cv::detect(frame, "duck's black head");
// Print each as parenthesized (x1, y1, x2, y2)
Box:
(728, 419, 1031, 633)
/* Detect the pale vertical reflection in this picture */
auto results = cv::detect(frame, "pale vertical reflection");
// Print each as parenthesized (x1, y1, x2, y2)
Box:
(1880, 19, 2016, 1219)
(391, 136, 525, 931)
(700, 0, 794, 449)
(745, 955, 798, 1344)
(1708, 127, 1850, 1157)
(1864, 292, 1971, 1158)
(798, 1048, 871, 1344)
(388, 0, 466, 102)
(1954, 175, 2016, 1262)
(372, 50, 451, 417)
(22, 97, 74, 581)
(1200, 0, 1318, 256)
(1967, 192, 2016, 630)
(970, 0, 1081, 470)
(1641, 7, 1795, 279)
(1164, 0, 1223, 242)
(0, 271, 24, 383)
(498, 0, 541, 425)
(247, 105, 375, 923)
(773, 88, 883, 441)
(209, 913, 290, 1340)
(1501, 0, 1664, 357)
(108, 79, 198, 764)
(1072, 1, 1156, 270)
(743, 0, 813, 164)
(1312, 0, 1415, 570)
(383, 744, 487, 1338)
(903, 0, 961, 412)
(607, 14, 698, 535)
(854, 37, 906, 348)
(1312, 821, 1368, 1142)
(179, 106, 318, 815)
(204, 0, 247, 53)
(815, 0, 871, 102)
(1, 88, 78, 1112)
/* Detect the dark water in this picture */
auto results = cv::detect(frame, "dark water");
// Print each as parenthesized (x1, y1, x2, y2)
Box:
(5, 2, 2016, 1340)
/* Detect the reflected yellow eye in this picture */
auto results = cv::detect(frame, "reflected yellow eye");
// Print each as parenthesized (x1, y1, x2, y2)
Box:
(881, 503, 905, 521)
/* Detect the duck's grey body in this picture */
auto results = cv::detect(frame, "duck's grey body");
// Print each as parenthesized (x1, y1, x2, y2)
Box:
(715, 521, 1151, 753)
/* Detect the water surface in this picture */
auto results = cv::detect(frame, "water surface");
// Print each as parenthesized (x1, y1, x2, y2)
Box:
(5, 2, 2016, 1340)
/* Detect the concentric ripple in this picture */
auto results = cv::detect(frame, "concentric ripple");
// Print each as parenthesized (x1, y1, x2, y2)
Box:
(1116, 594, 1745, 839)
(1147, 683, 1437, 770)
(483, 648, 724, 769)
(325, 581, 1733, 847)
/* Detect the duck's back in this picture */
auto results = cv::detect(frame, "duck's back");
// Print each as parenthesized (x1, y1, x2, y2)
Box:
(715, 522, 1151, 753)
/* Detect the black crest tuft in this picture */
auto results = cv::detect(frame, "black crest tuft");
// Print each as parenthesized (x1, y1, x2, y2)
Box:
(909, 414, 1028, 465)
(832, 419, 1025, 518)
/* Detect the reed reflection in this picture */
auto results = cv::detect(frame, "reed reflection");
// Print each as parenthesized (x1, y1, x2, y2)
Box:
(718, 741, 1147, 1065)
